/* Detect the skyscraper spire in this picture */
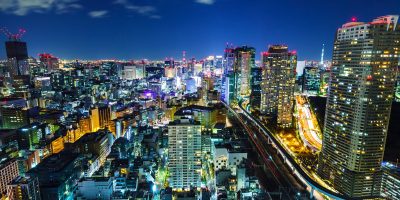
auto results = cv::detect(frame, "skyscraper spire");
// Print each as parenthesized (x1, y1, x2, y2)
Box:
(320, 43, 325, 65)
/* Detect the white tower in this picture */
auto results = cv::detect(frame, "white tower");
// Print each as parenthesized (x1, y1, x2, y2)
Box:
(320, 43, 325, 65)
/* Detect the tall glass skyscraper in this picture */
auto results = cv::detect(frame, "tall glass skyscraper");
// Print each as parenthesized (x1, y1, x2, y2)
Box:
(318, 15, 400, 198)
(260, 45, 297, 128)
(233, 46, 255, 99)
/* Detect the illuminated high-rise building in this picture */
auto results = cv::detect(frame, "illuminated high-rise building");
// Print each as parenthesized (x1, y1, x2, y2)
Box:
(223, 45, 235, 74)
(319, 69, 331, 96)
(302, 66, 320, 95)
(318, 15, 400, 198)
(168, 118, 201, 190)
(395, 67, 400, 102)
(39, 53, 59, 72)
(233, 46, 255, 98)
(260, 45, 297, 128)
(5, 41, 28, 61)
(5, 40, 28, 76)
(221, 45, 235, 104)
(250, 66, 262, 110)
(223, 73, 235, 105)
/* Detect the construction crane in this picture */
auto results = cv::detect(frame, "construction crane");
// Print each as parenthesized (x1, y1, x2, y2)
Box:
(0, 27, 26, 41)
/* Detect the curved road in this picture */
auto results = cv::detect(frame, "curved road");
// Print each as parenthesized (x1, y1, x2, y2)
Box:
(224, 100, 357, 200)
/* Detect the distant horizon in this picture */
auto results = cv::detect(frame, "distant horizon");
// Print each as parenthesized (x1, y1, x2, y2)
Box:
(2, 0, 400, 61)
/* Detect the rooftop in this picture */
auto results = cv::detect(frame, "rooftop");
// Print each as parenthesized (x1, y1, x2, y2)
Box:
(29, 151, 79, 174)
(9, 176, 36, 185)
(382, 162, 400, 177)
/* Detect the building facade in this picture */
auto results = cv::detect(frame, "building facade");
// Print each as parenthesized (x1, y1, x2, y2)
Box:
(168, 119, 202, 190)
(380, 162, 400, 199)
(233, 46, 255, 99)
(260, 45, 297, 128)
(318, 15, 400, 198)
(7, 176, 41, 200)
(0, 160, 20, 194)
(302, 66, 321, 95)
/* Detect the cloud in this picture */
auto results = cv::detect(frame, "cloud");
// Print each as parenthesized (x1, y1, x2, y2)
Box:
(195, 0, 215, 5)
(150, 15, 161, 19)
(114, 0, 160, 18)
(88, 10, 108, 18)
(0, 0, 82, 16)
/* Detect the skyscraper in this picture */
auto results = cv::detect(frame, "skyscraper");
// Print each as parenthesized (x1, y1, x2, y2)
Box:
(223, 45, 235, 74)
(5, 41, 28, 61)
(168, 118, 202, 190)
(5, 40, 28, 76)
(302, 66, 321, 95)
(39, 53, 59, 72)
(233, 46, 255, 98)
(250, 66, 262, 110)
(318, 15, 400, 198)
(260, 45, 297, 128)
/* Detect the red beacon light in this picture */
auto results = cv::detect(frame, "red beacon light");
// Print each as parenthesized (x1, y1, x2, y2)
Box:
(351, 17, 357, 22)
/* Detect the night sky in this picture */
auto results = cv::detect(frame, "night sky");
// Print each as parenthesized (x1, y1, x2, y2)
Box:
(1, 0, 400, 60)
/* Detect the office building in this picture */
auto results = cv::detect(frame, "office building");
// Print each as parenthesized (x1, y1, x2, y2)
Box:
(302, 66, 321, 95)
(5, 41, 28, 61)
(72, 130, 112, 165)
(4, 40, 28, 76)
(0, 107, 30, 129)
(90, 107, 100, 132)
(7, 176, 41, 200)
(26, 152, 81, 200)
(222, 73, 235, 105)
(260, 45, 297, 128)
(250, 67, 262, 110)
(395, 68, 400, 102)
(233, 46, 255, 98)
(168, 118, 202, 190)
(318, 15, 400, 198)
(319, 69, 330, 96)
(39, 53, 59, 72)
(99, 105, 112, 129)
(75, 177, 113, 200)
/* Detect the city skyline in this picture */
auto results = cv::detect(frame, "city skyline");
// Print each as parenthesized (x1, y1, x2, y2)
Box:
(1, 0, 400, 60)
(1, 0, 400, 199)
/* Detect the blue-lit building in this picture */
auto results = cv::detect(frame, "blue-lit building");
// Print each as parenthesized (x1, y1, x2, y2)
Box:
(250, 67, 262, 110)
(302, 66, 320, 95)
(380, 162, 400, 199)
(26, 152, 82, 200)
(223, 73, 235, 105)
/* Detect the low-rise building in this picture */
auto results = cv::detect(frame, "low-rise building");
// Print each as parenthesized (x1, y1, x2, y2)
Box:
(7, 176, 41, 200)
(75, 177, 113, 200)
